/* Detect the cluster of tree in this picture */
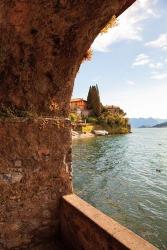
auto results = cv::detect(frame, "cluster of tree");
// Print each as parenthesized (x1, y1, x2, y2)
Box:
(104, 106, 126, 117)
(87, 85, 102, 117)
(86, 84, 130, 131)
(69, 84, 131, 133)
(98, 111, 129, 128)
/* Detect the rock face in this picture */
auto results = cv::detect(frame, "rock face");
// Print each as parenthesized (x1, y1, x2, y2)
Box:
(0, 118, 72, 249)
(0, 0, 135, 116)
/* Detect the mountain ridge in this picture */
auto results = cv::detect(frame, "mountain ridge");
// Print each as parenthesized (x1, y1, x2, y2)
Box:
(152, 121, 167, 128)
(130, 118, 167, 128)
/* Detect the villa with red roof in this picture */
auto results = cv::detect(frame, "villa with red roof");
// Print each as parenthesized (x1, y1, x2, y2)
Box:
(70, 98, 87, 111)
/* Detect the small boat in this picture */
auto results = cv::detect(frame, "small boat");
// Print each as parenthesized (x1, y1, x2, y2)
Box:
(94, 130, 109, 136)
(72, 130, 79, 137)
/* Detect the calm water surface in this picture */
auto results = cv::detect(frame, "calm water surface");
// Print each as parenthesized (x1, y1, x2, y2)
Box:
(72, 128, 167, 249)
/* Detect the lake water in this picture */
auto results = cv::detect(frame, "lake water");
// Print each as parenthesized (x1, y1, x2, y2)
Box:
(72, 128, 167, 249)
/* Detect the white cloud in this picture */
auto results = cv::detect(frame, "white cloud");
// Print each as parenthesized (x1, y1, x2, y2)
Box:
(92, 0, 158, 52)
(132, 54, 164, 69)
(127, 80, 135, 85)
(151, 73, 167, 80)
(133, 53, 150, 66)
(145, 34, 167, 50)
(149, 62, 163, 69)
(132, 53, 167, 79)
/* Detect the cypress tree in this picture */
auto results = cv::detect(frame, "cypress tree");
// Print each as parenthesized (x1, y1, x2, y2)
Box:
(87, 84, 101, 117)
(93, 85, 101, 117)
(87, 85, 92, 109)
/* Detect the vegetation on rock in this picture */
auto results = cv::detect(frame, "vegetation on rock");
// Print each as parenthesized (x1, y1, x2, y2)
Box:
(82, 48, 93, 62)
(83, 15, 118, 62)
(100, 15, 118, 34)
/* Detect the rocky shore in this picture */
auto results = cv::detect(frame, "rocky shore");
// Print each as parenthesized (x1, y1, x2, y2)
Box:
(72, 131, 95, 140)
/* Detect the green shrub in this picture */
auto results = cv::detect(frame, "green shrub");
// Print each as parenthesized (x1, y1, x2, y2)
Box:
(86, 116, 98, 124)
(69, 112, 78, 123)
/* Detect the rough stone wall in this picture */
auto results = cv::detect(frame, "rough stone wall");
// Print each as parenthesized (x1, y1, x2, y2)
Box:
(0, 0, 135, 116)
(0, 118, 72, 249)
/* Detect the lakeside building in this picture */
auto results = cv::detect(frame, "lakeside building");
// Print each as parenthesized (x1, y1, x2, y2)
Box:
(70, 99, 127, 118)
(70, 98, 91, 117)
(70, 98, 87, 111)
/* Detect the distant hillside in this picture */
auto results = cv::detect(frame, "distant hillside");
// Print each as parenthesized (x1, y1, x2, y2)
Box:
(138, 125, 151, 128)
(130, 118, 167, 128)
(152, 122, 167, 128)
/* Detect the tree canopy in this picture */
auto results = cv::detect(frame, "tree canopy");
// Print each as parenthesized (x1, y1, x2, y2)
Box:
(87, 85, 101, 117)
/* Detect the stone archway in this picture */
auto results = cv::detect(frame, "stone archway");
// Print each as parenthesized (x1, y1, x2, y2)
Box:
(0, 1, 135, 249)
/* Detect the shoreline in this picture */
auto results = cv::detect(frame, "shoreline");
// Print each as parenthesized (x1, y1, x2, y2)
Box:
(72, 132, 95, 140)
(72, 130, 131, 140)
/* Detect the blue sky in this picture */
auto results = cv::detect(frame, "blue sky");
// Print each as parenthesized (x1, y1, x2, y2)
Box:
(73, 0, 167, 118)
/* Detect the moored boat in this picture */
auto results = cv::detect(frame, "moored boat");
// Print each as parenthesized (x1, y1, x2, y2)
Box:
(93, 130, 109, 136)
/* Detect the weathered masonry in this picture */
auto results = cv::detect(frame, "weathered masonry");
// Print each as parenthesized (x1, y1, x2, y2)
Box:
(0, 1, 157, 249)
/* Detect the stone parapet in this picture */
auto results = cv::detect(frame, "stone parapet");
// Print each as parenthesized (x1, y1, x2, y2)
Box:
(61, 194, 158, 250)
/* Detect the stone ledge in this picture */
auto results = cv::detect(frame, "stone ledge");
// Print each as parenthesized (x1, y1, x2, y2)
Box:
(61, 194, 158, 250)
(0, 116, 71, 123)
